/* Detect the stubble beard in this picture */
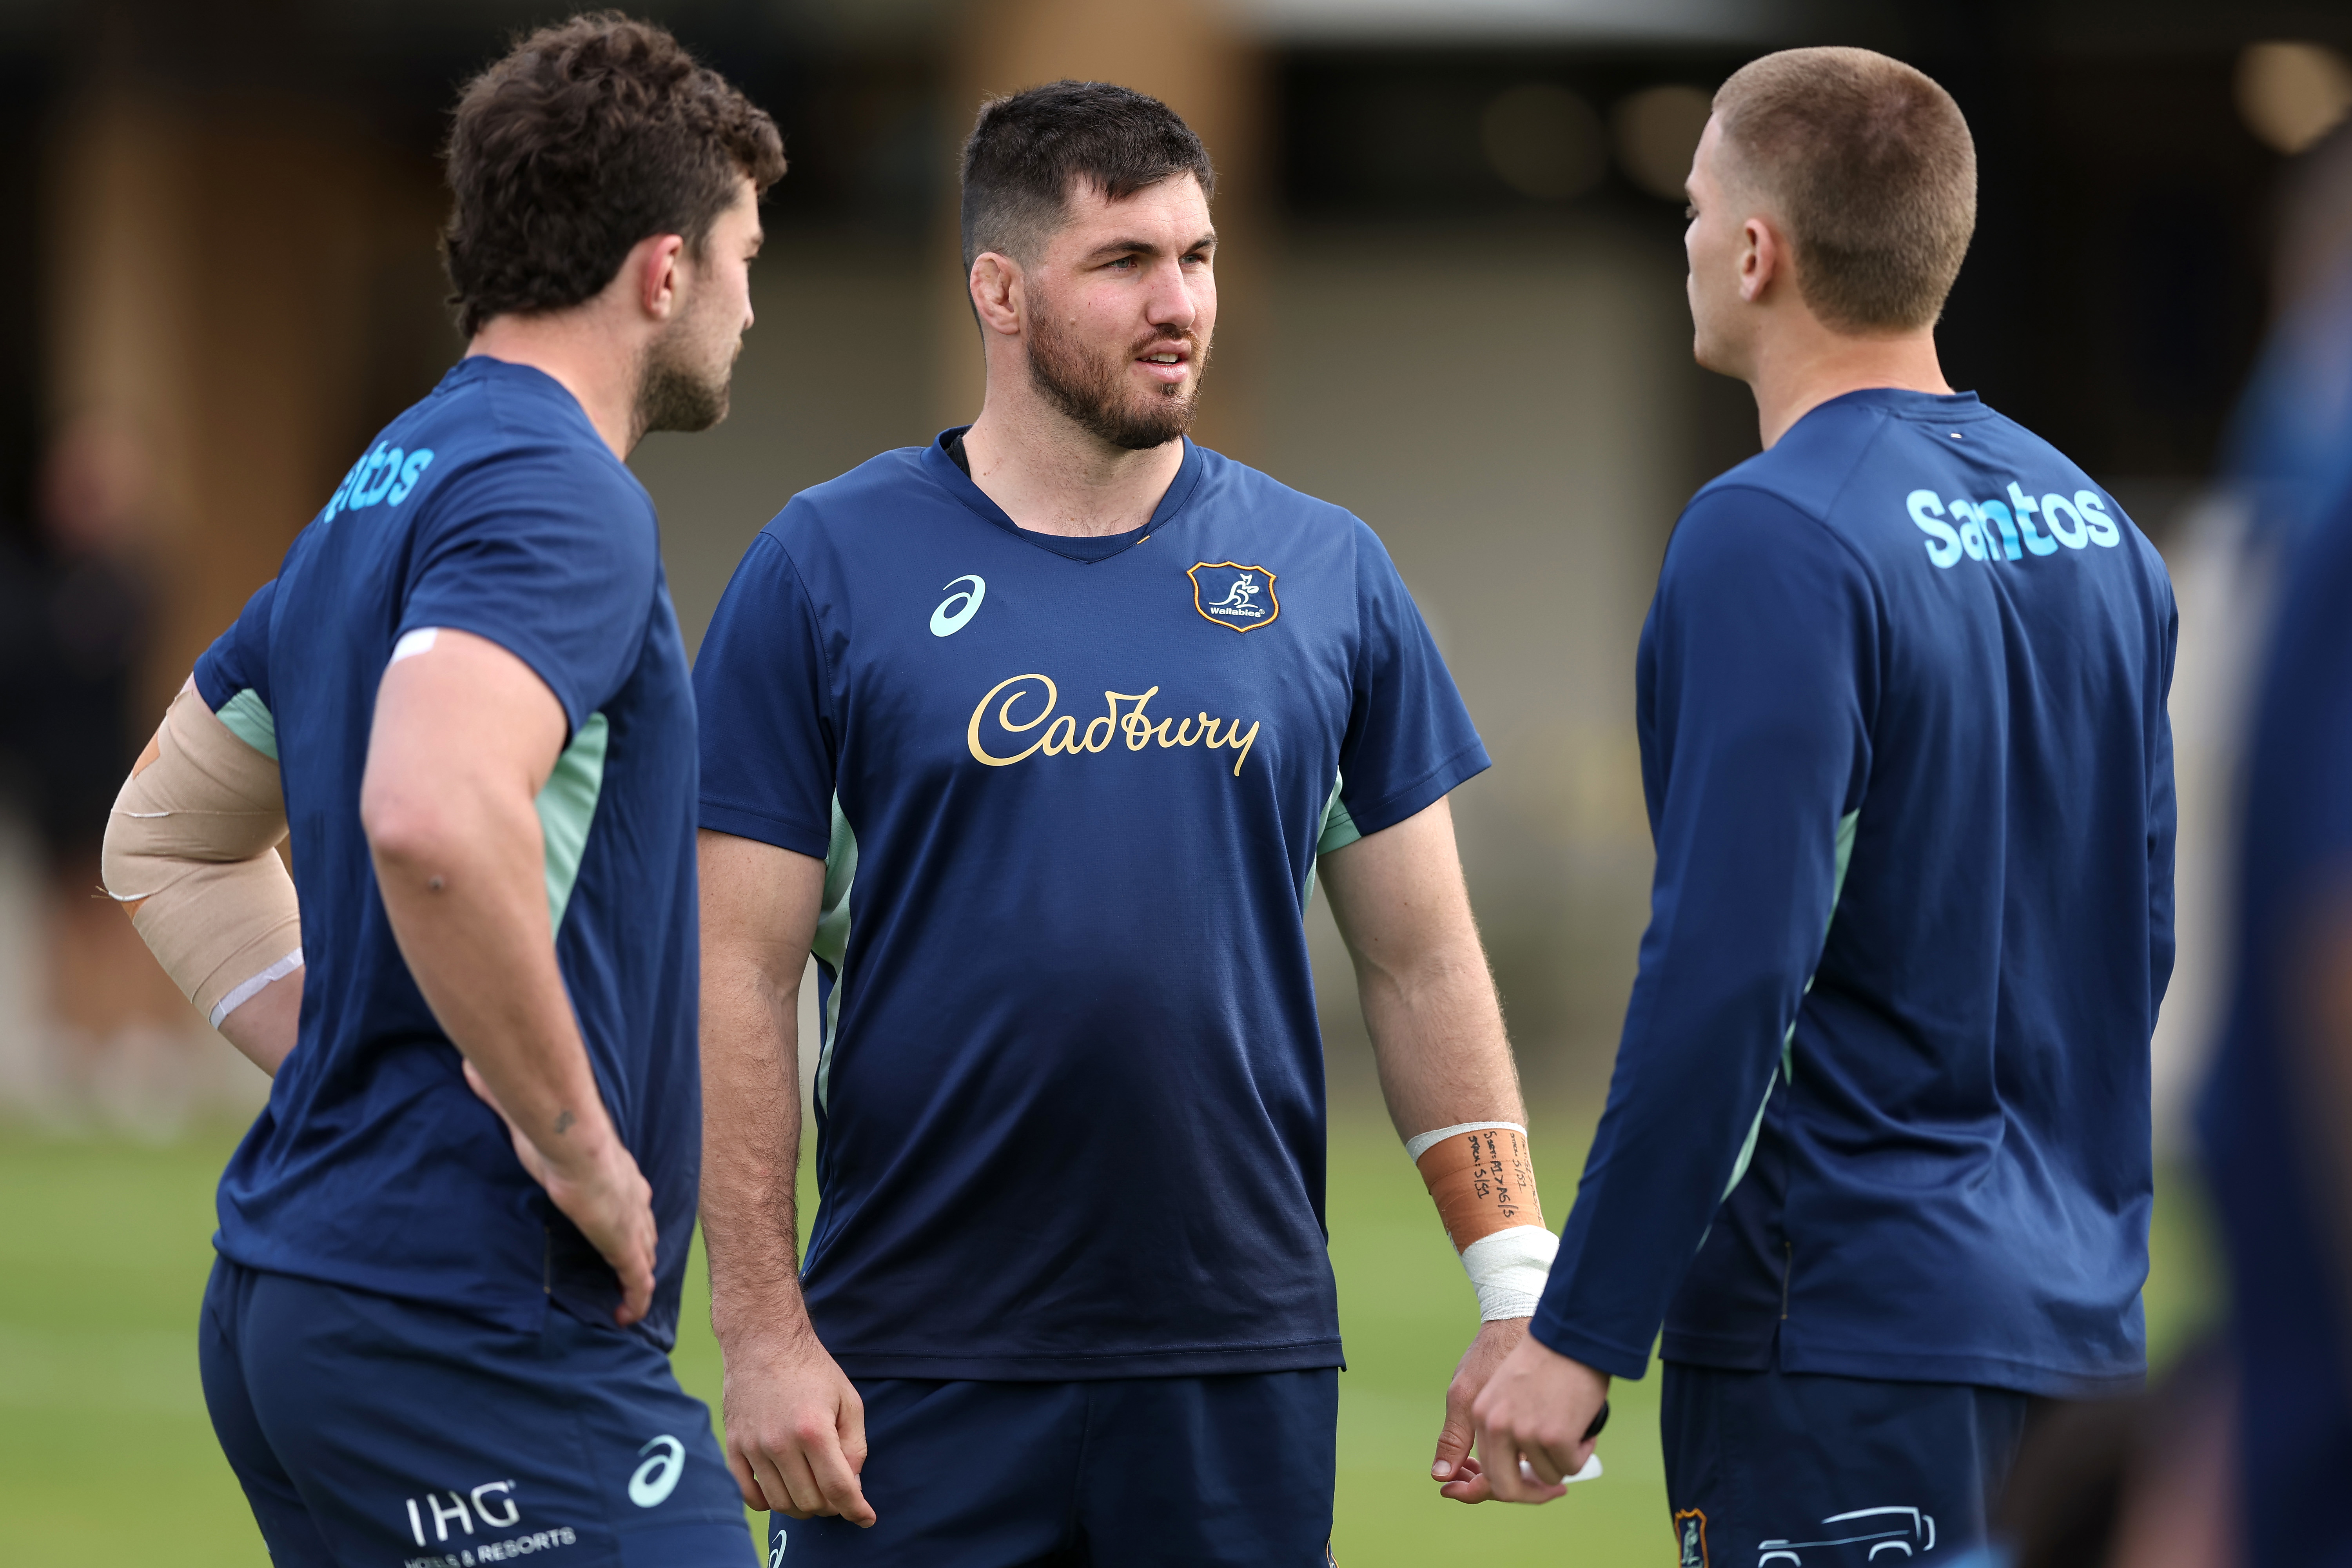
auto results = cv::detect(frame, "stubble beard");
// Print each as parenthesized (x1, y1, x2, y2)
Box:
(1025, 301, 1208, 452)
(635, 315, 735, 437)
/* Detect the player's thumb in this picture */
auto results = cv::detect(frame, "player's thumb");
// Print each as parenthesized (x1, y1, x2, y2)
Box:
(611, 1210, 657, 1327)
(839, 1385, 869, 1473)
(1432, 1388, 1475, 1479)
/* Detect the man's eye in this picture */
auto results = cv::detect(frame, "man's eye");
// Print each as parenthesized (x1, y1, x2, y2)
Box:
(1684, 204, 1698, 221)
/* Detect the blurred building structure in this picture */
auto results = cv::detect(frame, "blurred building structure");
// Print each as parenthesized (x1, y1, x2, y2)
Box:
(0, 0, 2346, 1134)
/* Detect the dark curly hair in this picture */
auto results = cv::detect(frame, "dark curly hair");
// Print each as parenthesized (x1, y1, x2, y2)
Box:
(442, 12, 787, 338)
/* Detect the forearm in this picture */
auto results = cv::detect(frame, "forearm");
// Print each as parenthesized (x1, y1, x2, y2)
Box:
(1322, 798, 1545, 1324)
(216, 971, 302, 1076)
(1359, 945, 1525, 1136)
(1530, 954, 1791, 1375)
(369, 786, 612, 1159)
(702, 952, 810, 1347)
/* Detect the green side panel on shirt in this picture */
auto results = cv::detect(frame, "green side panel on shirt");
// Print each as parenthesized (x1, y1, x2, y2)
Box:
(536, 713, 609, 935)
(1723, 808, 1861, 1202)
(216, 688, 279, 761)
(813, 795, 858, 1115)
(1302, 774, 1360, 906)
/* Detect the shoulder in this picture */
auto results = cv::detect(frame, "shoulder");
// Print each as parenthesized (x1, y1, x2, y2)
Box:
(1189, 444, 1364, 535)
(419, 397, 653, 540)
(1664, 482, 1874, 606)
(1692, 398, 1900, 526)
(757, 445, 937, 556)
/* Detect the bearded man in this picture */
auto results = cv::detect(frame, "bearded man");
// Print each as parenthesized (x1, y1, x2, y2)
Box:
(102, 16, 781, 1563)
(693, 80, 1540, 1565)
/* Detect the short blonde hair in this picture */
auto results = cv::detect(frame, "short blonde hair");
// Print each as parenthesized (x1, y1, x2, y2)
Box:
(1713, 47, 1976, 334)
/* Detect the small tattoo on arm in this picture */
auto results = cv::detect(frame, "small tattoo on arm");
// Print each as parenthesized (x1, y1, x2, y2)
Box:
(554, 1110, 575, 1136)
(426, 875, 445, 892)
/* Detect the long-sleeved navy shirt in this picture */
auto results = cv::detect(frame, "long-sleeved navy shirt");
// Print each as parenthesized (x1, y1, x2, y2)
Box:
(1534, 388, 2177, 1396)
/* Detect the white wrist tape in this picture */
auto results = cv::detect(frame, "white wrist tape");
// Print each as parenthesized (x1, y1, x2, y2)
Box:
(103, 681, 302, 1027)
(1461, 1225, 1559, 1321)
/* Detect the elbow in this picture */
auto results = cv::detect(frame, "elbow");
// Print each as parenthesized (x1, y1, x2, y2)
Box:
(359, 779, 458, 879)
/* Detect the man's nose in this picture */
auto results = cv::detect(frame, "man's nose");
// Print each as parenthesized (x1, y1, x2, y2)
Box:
(1145, 257, 1199, 330)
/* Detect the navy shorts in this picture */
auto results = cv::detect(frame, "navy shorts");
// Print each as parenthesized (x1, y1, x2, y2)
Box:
(1661, 1362, 2033, 1567)
(771, 1370, 1338, 1567)
(199, 1257, 756, 1567)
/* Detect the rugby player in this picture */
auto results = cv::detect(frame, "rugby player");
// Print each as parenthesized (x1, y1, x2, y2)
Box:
(1465, 48, 2179, 1560)
(100, 16, 782, 1563)
(693, 81, 1542, 1563)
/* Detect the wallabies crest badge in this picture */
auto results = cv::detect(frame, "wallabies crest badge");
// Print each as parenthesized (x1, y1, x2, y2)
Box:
(1675, 1510, 1708, 1568)
(1189, 561, 1280, 633)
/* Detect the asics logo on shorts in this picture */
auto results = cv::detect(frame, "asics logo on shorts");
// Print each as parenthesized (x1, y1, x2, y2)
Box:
(628, 1434, 686, 1507)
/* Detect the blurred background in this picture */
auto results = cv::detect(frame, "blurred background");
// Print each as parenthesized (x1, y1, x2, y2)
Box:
(0, 0, 2341, 1561)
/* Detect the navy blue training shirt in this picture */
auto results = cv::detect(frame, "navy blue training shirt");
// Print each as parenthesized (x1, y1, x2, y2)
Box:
(192, 356, 702, 1348)
(1534, 388, 2177, 1396)
(694, 431, 1488, 1380)
(2200, 474, 2352, 1563)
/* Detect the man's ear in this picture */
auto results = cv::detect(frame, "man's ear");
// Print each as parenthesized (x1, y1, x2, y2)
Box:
(1738, 216, 1782, 306)
(969, 252, 1024, 337)
(637, 233, 689, 321)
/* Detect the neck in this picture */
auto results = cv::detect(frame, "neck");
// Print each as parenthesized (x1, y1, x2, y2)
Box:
(467, 311, 642, 461)
(959, 375, 1185, 538)
(1744, 322, 1951, 449)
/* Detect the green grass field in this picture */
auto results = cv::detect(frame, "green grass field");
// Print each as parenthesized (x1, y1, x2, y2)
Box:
(0, 1107, 2222, 1566)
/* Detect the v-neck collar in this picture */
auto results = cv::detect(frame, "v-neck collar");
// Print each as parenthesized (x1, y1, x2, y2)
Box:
(920, 426, 1205, 564)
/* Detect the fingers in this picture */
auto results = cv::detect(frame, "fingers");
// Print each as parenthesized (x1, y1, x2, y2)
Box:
(609, 1198, 657, 1327)
(1437, 1454, 1493, 1504)
(612, 1241, 655, 1326)
(1430, 1377, 1476, 1482)
(800, 1417, 877, 1528)
(1477, 1423, 1573, 1505)
(721, 1370, 877, 1526)
(724, 1442, 768, 1511)
(742, 1439, 821, 1519)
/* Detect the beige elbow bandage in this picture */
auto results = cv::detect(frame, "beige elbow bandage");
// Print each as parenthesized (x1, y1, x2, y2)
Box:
(1410, 1122, 1557, 1321)
(102, 681, 301, 1028)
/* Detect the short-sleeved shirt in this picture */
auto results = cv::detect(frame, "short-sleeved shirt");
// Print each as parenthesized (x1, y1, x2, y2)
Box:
(1533, 389, 2177, 1396)
(193, 356, 702, 1348)
(693, 431, 1488, 1380)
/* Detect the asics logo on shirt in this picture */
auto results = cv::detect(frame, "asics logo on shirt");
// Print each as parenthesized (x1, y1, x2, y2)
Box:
(931, 575, 987, 636)
(967, 673, 1263, 776)
(1907, 485, 2121, 570)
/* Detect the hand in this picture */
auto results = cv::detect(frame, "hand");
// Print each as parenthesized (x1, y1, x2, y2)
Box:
(718, 1323, 877, 1526)
(463, 1060, 657, 1327)
(1431, 1317, 1528, 1501)
(1468, 1332, 1610, 1504)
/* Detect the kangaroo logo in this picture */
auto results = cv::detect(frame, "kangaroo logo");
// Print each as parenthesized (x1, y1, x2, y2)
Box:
(1675, 1509, 1709, 1567)
(1187, 561, 1280, 633)
(1209, 575, 1262, 611)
